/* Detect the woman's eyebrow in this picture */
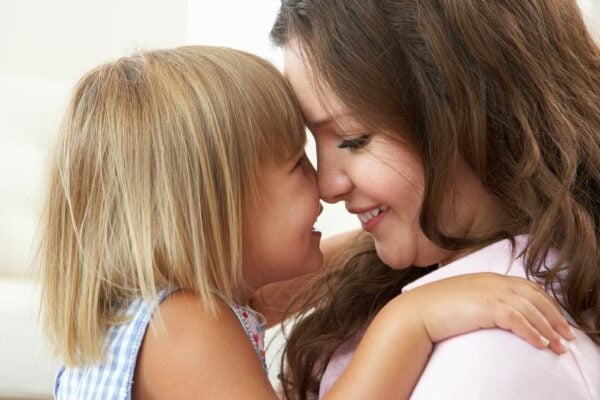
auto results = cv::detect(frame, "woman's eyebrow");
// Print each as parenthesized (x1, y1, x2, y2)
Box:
(308, 113, 352, 130)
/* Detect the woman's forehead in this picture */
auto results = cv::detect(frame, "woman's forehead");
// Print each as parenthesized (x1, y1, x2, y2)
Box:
(283, 45, 346, 125)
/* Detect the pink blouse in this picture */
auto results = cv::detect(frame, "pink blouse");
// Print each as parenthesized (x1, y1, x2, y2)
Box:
(319, 236, 600, 399)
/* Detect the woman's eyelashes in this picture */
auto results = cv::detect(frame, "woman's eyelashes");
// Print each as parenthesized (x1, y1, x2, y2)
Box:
(337, 134, 371, 151)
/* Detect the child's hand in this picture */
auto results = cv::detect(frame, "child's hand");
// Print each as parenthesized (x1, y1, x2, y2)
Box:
(324, 272, 575, 399)
(398, 272, 575, 355)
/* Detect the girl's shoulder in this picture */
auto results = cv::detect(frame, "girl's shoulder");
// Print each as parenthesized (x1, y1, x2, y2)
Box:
(54, 289, 175, 399)
(133, 290, 275, 399)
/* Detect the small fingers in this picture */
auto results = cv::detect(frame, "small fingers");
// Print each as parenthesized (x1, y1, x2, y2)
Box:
(510, 280, 576, 342)
(491, 303, 552, 350)
(508, 277, 563, 313)
(501, 297, 568, 355)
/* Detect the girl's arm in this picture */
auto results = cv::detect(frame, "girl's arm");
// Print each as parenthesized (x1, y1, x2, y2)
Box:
(252, 230, 360, 327)
(323, 273, 575, 400)
(136, 274, 574, 400)
(133, 290, 281, 400)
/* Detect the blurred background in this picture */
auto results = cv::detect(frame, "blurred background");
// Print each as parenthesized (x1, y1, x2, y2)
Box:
(0, 0, 598, 398)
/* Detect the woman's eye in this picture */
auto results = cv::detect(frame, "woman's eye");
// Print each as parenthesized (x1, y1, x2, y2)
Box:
(338, 134, 370, 151)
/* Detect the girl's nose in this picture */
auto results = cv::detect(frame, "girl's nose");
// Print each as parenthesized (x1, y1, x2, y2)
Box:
(317, 157, 352, 204)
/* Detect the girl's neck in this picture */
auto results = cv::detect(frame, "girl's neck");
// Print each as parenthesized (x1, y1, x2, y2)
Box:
(232, 285, 256, 307)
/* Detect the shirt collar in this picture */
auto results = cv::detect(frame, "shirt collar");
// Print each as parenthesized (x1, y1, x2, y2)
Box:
(403, 235, 532, 293)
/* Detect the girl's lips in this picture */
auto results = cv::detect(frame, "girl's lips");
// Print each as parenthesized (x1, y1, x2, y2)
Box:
(362, 208, 387, 232)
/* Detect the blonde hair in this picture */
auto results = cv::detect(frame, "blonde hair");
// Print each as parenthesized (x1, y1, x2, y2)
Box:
(40, 46, 305, 365)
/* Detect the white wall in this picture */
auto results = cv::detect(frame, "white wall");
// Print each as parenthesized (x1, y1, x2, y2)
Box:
(0, 0, 188, 278)
(0, 0, 188, 79)
(580, 0, 600, 39)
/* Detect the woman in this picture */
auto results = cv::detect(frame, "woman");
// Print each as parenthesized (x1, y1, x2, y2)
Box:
(271, 1, 600, 399)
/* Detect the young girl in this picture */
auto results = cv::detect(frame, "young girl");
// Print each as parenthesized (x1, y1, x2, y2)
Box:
(270, 0, 600, 399)
(40, 46, 571, 400)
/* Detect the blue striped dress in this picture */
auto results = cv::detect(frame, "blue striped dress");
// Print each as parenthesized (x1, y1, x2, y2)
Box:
(54, 289, 267, 399)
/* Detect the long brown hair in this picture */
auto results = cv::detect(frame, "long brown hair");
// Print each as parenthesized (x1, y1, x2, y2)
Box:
(278, 234, 434, 398)
(272, 1, 600, 398)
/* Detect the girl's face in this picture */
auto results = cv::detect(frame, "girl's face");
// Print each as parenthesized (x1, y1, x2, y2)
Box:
(284, 46, 497, 269)
(243, 150, 323, 290)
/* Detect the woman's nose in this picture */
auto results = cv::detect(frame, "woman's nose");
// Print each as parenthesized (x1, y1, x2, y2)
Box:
(317, 156, 352, 204)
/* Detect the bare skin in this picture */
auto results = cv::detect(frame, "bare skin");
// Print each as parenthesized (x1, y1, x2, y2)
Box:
(132, 234, 574, 400)
(251, 230, 359, 328)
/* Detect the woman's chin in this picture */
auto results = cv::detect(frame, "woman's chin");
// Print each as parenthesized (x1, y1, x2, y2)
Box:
(375, 245, 413, 270)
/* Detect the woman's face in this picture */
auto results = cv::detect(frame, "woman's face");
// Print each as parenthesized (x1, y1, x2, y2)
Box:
(284, 46, 496, 269)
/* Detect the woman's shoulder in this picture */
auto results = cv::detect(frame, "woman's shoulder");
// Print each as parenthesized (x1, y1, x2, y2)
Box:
(411, 327, 600, 399)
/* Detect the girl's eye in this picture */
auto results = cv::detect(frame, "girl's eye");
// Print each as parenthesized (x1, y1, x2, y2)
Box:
(295, 154, 307, 168)
(294, 154, 315, 179)
(294, 153, 309, 172)
(338, 134, 370, 151)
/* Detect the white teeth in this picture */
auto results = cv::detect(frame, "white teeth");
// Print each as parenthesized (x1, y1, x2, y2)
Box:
(358, 205, 389, 224)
